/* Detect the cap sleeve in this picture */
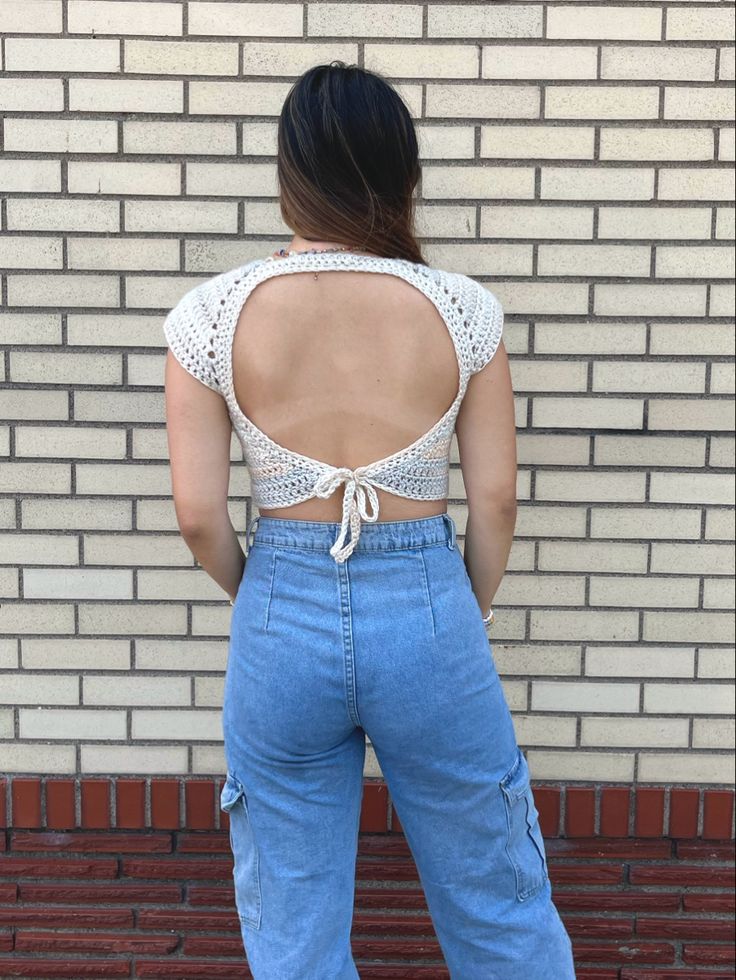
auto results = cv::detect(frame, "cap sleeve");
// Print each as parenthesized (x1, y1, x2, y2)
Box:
(162, 285, 221, 394)
(467, 280, 504, 374)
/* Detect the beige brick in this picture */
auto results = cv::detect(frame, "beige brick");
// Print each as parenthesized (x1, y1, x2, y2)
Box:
(423, 166, 535, 200)
(367, 43, 478, 78)
(2, 744, 75, 774)
(513, 715, 578, 746)
(416, 126, 475, 161)
(665, 87, 735, 122)
(533, 680, 639, 712)
(428, 5, 544, 39)
(78, 603, 187, 637)
(81, 744, 188, 774)
(658, 167, 735, 201)
(68, 0, 182, 36)
(704, 576, 735, 610)
(540, 540, 648, 573)
(12, 351, 121, 386)
(22, 638, 130, 671)
(698, 649, 735, 679)
(649, 398, 735, 431)
(657, 245, 734, 279)
(535, 321, 646, 355)
(126, 39, 238, 76)
(497, 573, 585, 606)
(308, 3, 422, 37)
(515, 503, 587, 538)
(530, 609, 639, 642)
(0, 641, 19, 670)
(0, 0, 62, 32)
(526, 750, 635, 782)
(425, 243, 532, 276)
(542, 166, 655, 199)
(22, 498, 132, 531)
(5, 38, 120, 72)
(594, 360, 705, 393)
(601, 45, 715, 81)
(24, 568, 133, 601)
(637, 752, 734, 785)
(499, 281, 588, 314)
(1, 675, 79, 705)
(651, 472, 735, 506)
(0, 160, 60, 193)
(3, 118, 118, 154)
(84, 676, 190, 706)
(652, 542, 735, 576)
(70, 78, 182, 113)
(10, 274, 119, 310)
(136, 640, 228, 672)
(517, 436, 590, 468)
(427, 83, 540, 119)
(125, 199, 237, 233)
(705, 508, 735, 542)
(539, 244, 650, 277)
(595, 284, 707, 317)
(595, 435, 704, 468)
(710, 283, 735, 316)
(599, 206, 711, 240)
(482, 44, 597, 79)
(7, 199, 118, 233)
(720, 47, 735, 83)
(0, 236, 62, 270)
(582, 716, 690, 748)
(189, 80, 300, 116)
(0, 78, 63, 111)
(481, 125, 594, 159)
(644, 610, 735, 644)
(499, 680, 529, 711)
(710, 435, 735, 468)
(68, 237, 179, 272)
(546, 86, 659, 120)
(536, 471, 647, 506)
(716, 207, 735, 240)
(600, 128, 713, 161)
(666, 7, 736, 41)
(124, 120, 236, 156)
(132, 709, 221, 740)
(511, 360, 587, 391)
(650, 322, 735, 356)
(645, 682, 735, 715)
(547, 6, 661, 40)
(0, 388, 69, 422)
(480, 206, 594, 239)
(494, 645, 581, 676)
(586, 647, 695, 678)
(592, 575, 700, 609)
(693, 718, 735, 750)
(68, 161, 180, 196)
(21, 708, 127, 740)
(532, 397, 643, 430)
(590, 506, 702, 541)
(195, 675, 226, 707)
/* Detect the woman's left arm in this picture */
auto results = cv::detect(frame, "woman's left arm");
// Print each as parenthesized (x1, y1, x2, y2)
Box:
(164, 349, 245, 602)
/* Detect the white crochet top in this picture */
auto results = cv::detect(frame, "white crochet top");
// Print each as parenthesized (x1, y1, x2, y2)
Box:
(163, 250, 504, 563)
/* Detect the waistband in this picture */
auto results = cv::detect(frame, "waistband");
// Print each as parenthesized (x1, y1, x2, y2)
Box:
(245, 512, 457, 557)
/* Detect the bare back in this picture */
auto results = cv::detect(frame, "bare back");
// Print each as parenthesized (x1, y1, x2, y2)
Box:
(230, 269, 460, 523)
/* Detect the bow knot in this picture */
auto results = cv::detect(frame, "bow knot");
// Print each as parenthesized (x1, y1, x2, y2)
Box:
(313, 466, 380, 563)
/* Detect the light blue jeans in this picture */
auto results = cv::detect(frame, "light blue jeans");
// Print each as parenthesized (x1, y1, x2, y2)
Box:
(220, 513, 575, 979)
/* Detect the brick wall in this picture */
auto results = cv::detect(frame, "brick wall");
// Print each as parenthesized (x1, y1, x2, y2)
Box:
(1, 1, 735, 972)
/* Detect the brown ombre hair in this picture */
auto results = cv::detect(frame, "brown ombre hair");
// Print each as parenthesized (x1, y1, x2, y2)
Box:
(276, 61, 426, 265)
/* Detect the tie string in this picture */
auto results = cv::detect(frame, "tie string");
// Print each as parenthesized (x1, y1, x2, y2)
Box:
(313, 466, 380, 562)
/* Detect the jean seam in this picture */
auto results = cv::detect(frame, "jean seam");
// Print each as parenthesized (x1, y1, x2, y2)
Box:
(264, 550, 277, 632)
(418, 549, 436, 637)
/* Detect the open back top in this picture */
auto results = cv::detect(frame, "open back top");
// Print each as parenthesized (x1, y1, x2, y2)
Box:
(163, 250, 504, 563)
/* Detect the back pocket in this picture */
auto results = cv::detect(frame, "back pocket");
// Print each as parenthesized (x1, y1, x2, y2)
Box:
(499, 748, 549, 902)
(220, 772, 262, 929)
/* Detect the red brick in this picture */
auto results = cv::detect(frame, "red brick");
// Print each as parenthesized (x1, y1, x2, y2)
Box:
(636, 916, 734, 941)
(555, 891, 679, 913)
(81, 779, 110, 830)
(566, 787, 596, 837)
(683, 943, 736, 965)
(562, 914, 634, 938)
(360, 781, 389, 832)
(683, 892, 735, 913)
(572, 941, 676, 964)
(0, 959, 131, 977)
(634, 787, 665, 837)
(11, 831, 171, 854)
(184, 780, 216, 831)
(600, 787, 630, 837)
(45, 779, 76, 830)
(15, 930, 178, 954)
(0, 778, 6, 829)
(703, 790, 735, 840)
(547, 838, 670, 860)
(668, 788, 699, 838)
(535, 785, 561, 837)
(0, 908, 132, 928)
(621, 972, 735, 980)
(116, 779, 146, 829)
(151, 780, 180, 830)
(11, 779, 42, 829)
(21, 882, 182, 905)
(630, 864, 734, 887)
(676, 840, 734, 861)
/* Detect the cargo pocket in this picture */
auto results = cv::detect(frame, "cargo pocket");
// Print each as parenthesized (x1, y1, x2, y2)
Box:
(499, 748, 549, 902)
(220, 771, 262, 929)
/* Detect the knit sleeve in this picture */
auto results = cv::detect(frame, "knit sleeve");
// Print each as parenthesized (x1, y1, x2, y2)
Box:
(162, 285, 221, 394)
(467, 280, 504, 374)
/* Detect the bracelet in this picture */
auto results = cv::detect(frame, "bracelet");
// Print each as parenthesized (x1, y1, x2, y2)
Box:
(482, 607, 495, 628)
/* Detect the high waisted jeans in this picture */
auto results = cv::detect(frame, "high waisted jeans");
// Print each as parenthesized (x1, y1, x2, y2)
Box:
(220, 512, 576, 979)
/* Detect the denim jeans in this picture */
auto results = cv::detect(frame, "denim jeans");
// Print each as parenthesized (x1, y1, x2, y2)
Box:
(220, 512, 576, 979)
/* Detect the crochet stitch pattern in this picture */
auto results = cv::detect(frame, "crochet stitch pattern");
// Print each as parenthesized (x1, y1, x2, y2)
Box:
(163, 251, 504, 563)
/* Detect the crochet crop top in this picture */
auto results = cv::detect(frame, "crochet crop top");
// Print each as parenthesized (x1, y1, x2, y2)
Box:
(163, 250, 504, 563)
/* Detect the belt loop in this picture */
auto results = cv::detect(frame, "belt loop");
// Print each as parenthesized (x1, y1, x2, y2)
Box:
(245, 514, 260, 557)
(443, 512, 456, 550)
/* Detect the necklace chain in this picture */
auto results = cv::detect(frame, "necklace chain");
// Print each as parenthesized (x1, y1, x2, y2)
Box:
(268, 245, 370, 261)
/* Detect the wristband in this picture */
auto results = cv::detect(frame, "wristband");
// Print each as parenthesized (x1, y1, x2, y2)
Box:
(482, 607, 495, 628)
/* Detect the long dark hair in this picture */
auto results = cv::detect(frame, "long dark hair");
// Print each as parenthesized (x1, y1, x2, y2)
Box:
(276, 61, 426, 265)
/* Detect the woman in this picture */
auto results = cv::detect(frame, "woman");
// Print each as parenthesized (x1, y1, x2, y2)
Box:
(164, 62, 575, 980)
